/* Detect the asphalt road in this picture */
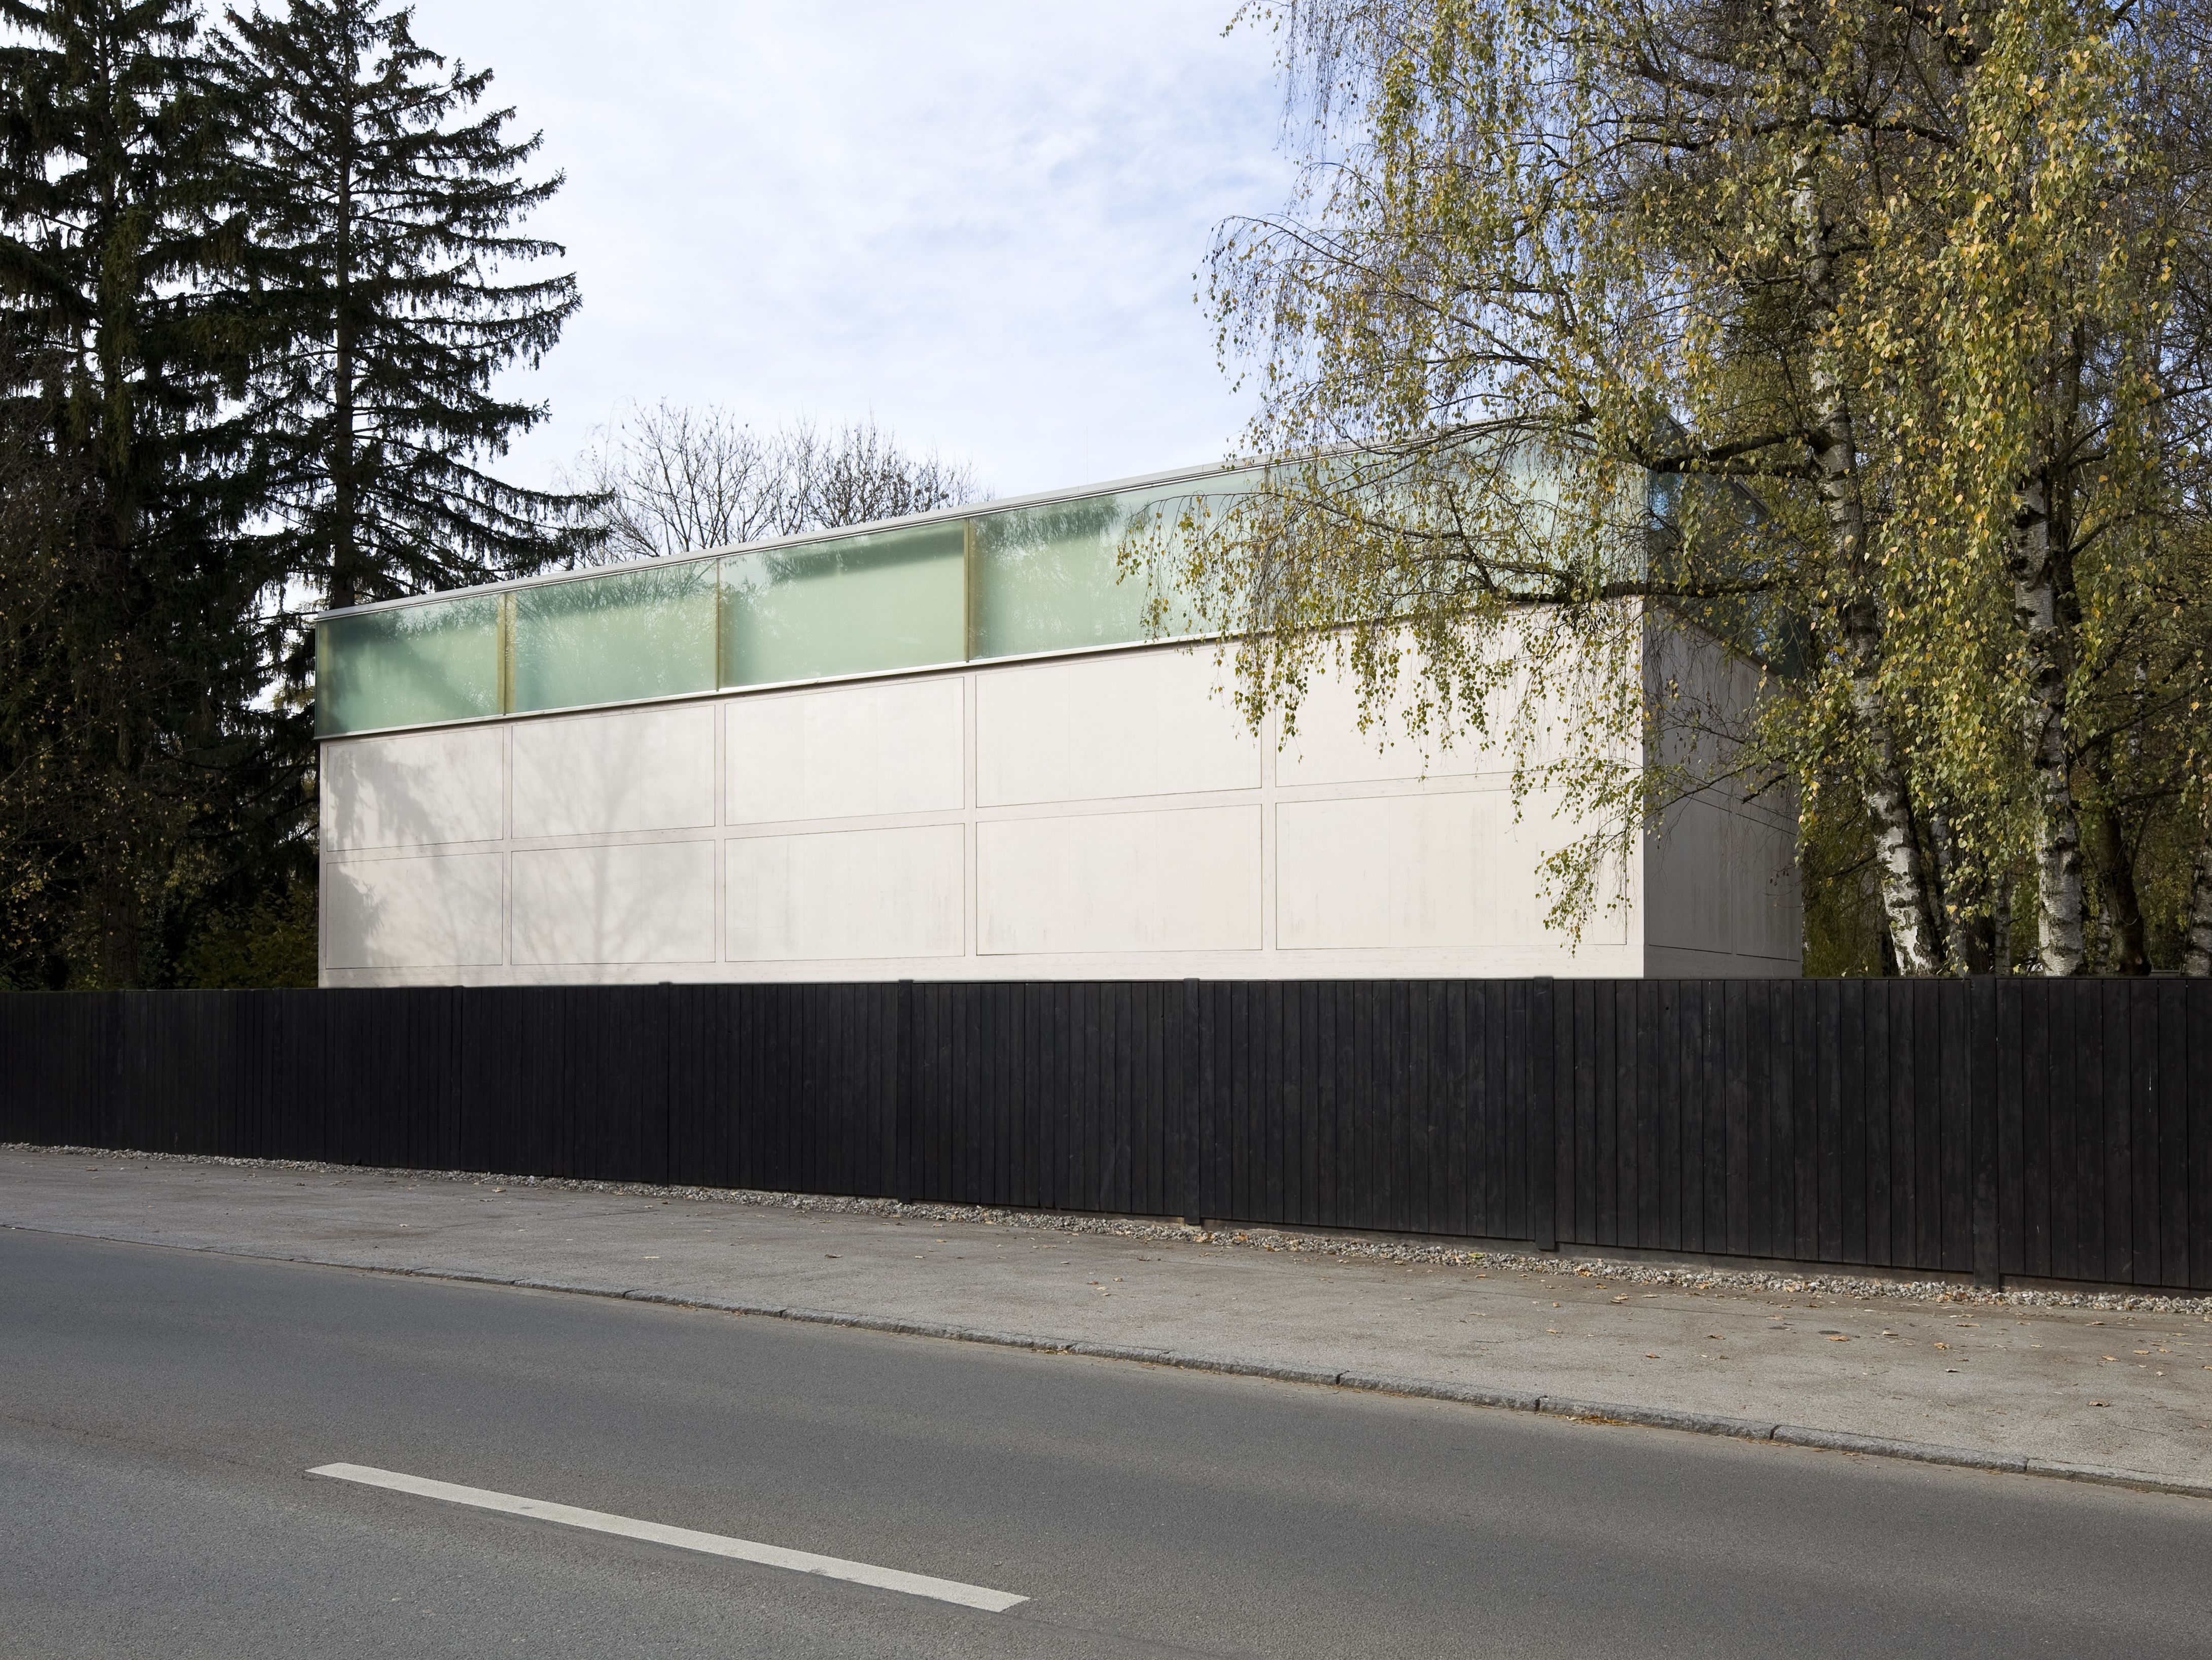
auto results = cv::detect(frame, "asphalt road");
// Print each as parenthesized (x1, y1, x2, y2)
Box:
(4, 1230, 2208, 1659)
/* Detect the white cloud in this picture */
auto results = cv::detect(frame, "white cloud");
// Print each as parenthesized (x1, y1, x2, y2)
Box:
(416, 0, 1296, 500)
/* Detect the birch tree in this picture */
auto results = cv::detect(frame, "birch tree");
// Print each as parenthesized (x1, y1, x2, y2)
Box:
(1190, 0, 2209, 972)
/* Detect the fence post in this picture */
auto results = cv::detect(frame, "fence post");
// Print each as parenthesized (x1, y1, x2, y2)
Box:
(1971, 976, 2000, 1287)
(1181, 977, 1205, 1226)
(1531, 978, 1558, 1251)
(895, 979, 914, 1202)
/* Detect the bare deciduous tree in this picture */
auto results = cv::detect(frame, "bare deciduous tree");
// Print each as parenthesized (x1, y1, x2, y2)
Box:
(565, 404, 984, 563)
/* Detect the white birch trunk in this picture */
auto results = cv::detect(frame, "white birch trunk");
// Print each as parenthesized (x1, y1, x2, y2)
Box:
(1769, 61, 1945, 975)
(2184, 836, 2212, 978)
(2007, 473, 2087, 976)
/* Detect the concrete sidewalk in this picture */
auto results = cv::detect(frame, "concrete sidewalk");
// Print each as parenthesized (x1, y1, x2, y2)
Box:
(5, 1146, 2209, 1491)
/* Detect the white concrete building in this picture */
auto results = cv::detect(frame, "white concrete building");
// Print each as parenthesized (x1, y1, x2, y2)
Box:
(313, 464, 1800, 985)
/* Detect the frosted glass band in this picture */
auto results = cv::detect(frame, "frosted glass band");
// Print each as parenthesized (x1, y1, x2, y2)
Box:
(511, 561, 718, 715)
(316, 472, 1262, 737)
(971, 482, 1209, 660)
(318, 597, 501, 736)
(722, 521, 965, 687)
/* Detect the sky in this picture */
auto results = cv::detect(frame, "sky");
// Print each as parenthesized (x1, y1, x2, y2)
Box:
(414, 1, 1301, 502)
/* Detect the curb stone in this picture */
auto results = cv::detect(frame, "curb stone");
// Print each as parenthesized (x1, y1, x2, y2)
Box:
(1209, 1360, 1347, 1389)
(7, 1218, 2206, 1502)
(1543, 1398, 1778, 1440)
(2024, 1460, 2212, 1499)
(1338, 1372, 1540, 1411)
(1070, 1341, 1175, 1365)
(1771, 1423, 2027, 1473)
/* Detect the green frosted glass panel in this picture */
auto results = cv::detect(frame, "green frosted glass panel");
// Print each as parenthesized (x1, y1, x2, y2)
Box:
(971, 480, 1224, 660)
(721, 521, 965, 687)
(511, 560, 718, 713)
(317, 596, 501, 736)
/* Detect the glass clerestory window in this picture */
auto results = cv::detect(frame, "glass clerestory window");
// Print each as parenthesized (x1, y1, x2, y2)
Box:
(511, 558, 720, 713)
(318, 594, 503, 735)
(315, 471, 1259, 736)
(722, 520, 966, 687)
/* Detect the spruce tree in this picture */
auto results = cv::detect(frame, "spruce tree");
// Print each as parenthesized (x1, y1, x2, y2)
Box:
(216, 0, 588, 613)
(0, 0, 295, 986)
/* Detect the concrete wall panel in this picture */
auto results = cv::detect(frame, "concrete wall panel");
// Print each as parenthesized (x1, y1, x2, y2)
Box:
(1277, 791, 1626, 950)
(324, 852, 505, 969)
(512, 706, 714, 839)
(978, 806, 1261, 954)
(1645, 796, 1800, 968)
(976, 650, 1256, 805)
(323, 728, 505, 851)
(511, 840, 715, 965)
(728, 678, 963, 824)
(727, 824, 965, 961)
(1274, 653, 1516, 788)
(1274, 670, 1435, 789)
(1279, 792, 1506, 949)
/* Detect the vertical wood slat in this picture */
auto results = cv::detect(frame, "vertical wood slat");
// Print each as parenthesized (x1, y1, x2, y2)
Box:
(2101, 982, 2131, 1283)
(2020, 980, 2052, 1278)
(2189, 981, 2211, 1293)
(1931, 980, 1967, 1273)
(1633, 983, 1656, 1249)
(1790, 983, 1818, 1260)
(1529, 979, 1557, 1252)
(1970, 977, 2000, 1287)
(1996, 978, 2026, 1278)
(1674, 984, 1702, 1252)
(1620, 982, 1641, 1249)
(2157, 980, 2188, 1290)
(1915, 980, 1945, 1271)
(2130, 980, 2161, 1288)
(1741, 983, 1769, 1260)
(2048, 981, 2083, 1279)
(1865, 982, 1893, 1267)
(1446, 983, 1472, 1240)
(1570, 981, 1595, 1246)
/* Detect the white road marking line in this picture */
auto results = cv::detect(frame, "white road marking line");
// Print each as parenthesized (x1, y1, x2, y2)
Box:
(308, 1463, 1026, 1613)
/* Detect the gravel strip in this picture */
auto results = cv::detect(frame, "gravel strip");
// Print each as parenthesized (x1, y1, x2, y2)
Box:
(12, 1142, 2210, 1316)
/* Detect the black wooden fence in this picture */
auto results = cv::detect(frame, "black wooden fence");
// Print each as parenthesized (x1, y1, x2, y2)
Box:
(3, 978, 2208, 1291)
